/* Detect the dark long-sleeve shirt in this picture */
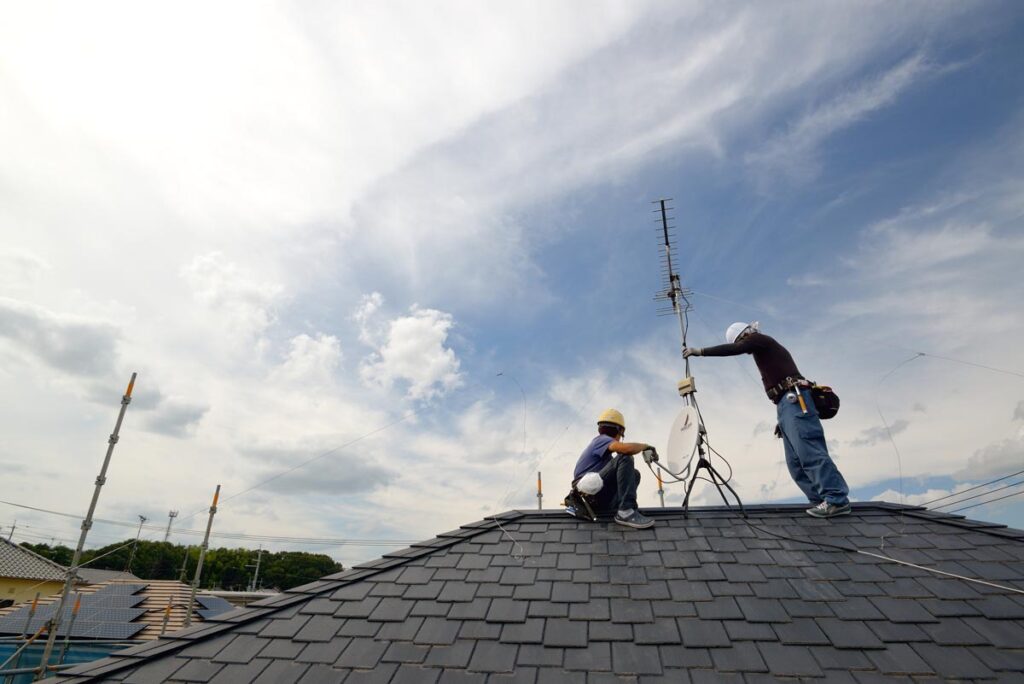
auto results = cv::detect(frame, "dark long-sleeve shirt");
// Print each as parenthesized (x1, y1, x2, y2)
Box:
(701, 332, 802, 396)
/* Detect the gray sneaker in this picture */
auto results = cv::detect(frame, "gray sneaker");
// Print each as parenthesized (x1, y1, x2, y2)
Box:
(806, 501, 851, 518)
(614, 510, 655, 529)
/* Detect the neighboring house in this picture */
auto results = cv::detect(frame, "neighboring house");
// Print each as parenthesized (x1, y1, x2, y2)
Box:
(76, 569, 141, 585)
(58, 504, 1024, 682)
(0, 537, 65, 604)
(0, 579, 234, 642)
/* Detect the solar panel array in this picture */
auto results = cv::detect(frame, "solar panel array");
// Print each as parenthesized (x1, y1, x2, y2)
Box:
(0, 583, 149, 639)
(194, 595, 234, 620)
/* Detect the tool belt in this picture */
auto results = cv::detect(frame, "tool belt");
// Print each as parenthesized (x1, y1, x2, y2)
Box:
(766, 376, 808, 403)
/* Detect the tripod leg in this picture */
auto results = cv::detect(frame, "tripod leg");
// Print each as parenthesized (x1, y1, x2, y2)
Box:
(703, 461, 747, 517)
(681, 462, 704, 518)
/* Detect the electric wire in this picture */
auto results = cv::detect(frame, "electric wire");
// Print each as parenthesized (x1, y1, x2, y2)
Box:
(0, 500, 418, 546)
(919, 468, 1024, 507)
(943, 488, 1024, 515)
(931, 478, 1024, 511)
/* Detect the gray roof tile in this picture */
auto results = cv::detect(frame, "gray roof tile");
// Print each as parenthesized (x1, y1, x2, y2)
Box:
(56, 504, 1024, 684)
(757, 642, 824, 677)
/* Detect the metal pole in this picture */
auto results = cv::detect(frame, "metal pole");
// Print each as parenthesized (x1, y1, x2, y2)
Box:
(7, 519, 14, 541)
(536, 472, 543, 510)
(56, 593, 81, 665)
(164, 510, 178, 543)
(657, 470, 665, 508)
(185, 485, 220, 627)
(159, 596, 172, 636)
(178, 546, 191, 583)
(247, 546, 263, 592)
(35, 372, 136, 681)
(125, 515, 147, 573)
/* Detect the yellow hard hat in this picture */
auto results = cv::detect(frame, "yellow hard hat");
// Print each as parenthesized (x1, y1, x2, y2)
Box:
(596, 408, 626, 430)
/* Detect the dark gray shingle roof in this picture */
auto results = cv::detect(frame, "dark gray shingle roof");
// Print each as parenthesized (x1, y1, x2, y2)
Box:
(0, 536, 66, 582)
(57, 503, 1024, 682)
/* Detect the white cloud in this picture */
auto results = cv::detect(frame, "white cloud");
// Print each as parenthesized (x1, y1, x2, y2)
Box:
(360, 306, 462, 401)
(180, 252, 282, 343)
(353, 292, 385, 346)
(849, 419, 910, 448)
(747, 53, 935, 186)
(274, 334, 343, 383)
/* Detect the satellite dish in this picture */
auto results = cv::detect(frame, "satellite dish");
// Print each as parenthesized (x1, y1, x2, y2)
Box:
(665, 406, 701, 475)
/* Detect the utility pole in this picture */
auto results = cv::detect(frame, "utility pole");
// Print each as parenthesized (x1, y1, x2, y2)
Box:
(246, 546, 264, 592)
(125, 515, 147, 573)
(164, 510, 179, 543)
(35, 372, 136, 681)
(178, 545, 191, 583)
(185, 485, 220, 627)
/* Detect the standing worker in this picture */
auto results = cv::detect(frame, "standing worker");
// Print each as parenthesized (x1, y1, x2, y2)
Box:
(684, 322, 850, 518)
(570, 409, 656, 529)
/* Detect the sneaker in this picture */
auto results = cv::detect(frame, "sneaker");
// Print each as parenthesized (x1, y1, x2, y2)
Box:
(806, 501, 851, 518)
(614, 510, 655, 529)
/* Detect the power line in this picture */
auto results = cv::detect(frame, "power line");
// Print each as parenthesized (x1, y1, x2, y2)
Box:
(930, 478, 1024, 511)
(920, 468, 1024, 507)
(0, 497, 416, 546)
(944, 488, 1024, 514)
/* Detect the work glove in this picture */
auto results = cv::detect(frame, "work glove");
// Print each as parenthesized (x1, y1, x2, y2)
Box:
(773, 424, 782, 439)
(682, 347, 703, 359)
(642, 447, 659, 464)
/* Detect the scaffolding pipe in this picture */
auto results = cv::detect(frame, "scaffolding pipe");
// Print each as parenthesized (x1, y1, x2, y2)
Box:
(35, 373, 136, 681)
(185, 485, 220, 627)
(56, 594, 81, 666)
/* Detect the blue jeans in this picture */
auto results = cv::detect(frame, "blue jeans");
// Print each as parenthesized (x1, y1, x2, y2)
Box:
(593, 453, 640, 513)
(777, 387, 849, 506)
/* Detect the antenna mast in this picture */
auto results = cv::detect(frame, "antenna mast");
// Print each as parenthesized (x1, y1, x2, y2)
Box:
(650, 200, 744, 517)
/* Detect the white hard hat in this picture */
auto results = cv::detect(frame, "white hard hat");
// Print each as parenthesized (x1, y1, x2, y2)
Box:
(726, 321, 759, 344)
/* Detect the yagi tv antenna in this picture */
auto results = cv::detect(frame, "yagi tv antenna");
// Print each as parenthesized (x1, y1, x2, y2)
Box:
(649, 199, 744, 517)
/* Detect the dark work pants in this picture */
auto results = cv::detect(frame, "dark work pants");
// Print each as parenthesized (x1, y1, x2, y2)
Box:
(593, 453, 641, 513)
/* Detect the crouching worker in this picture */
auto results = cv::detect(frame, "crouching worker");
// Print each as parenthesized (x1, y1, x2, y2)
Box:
(566, 409, 655, 529)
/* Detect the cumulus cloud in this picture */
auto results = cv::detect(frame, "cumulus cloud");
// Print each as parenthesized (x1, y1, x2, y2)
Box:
(274, 333, 342, 383)
(0, 297, 118, 377)
(954, 429, 1024, 481)
(360, 305, 462, 400)
(181, 252, 282, 341)
(849, 419, 909, 447)
(353, 292, 385, 346)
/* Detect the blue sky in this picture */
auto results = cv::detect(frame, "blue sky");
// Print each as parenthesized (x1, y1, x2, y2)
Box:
(1, 2, 1023, 567)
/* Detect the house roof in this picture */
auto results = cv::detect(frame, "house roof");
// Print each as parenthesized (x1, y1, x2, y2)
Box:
(77, 569, 142, 584)
(0, 579, 231, 641)
(57, 503, 1024, 682)
(0, 536, 66, 582)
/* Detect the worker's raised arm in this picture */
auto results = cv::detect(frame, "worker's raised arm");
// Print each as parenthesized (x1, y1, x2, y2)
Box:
(608, 440, 650, 456)
(687, 335, 760, 358)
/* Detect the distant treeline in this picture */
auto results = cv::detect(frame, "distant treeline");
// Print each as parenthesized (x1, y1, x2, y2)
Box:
(21, 540, 342, 591)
